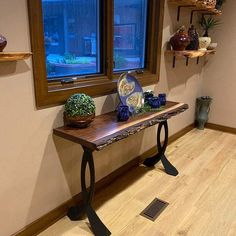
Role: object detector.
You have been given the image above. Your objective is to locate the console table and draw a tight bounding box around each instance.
[53,101,188,236]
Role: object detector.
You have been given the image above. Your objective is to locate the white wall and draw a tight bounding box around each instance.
[202,0,236,128]
[0,1,204,235]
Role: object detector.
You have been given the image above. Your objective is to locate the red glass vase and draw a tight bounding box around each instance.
[0,34,7,52]
[170,27,190,51]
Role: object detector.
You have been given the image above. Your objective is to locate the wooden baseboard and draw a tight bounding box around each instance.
[13,123,194,236]
[206,123,236,135]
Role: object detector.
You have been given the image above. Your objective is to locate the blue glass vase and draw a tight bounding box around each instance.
[117,105,130,122]
[158,93,166,106]
[148,97,161,109]
[144,91,154,103]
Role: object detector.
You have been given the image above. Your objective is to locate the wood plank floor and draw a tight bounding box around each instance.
[39,129,236,236]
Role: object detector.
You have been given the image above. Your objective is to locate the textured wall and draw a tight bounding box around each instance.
[0,1,204,235]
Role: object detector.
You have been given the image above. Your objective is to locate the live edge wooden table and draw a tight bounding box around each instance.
[53,101,188,236]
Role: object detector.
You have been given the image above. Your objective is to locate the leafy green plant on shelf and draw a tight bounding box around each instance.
[199,16,222,37]
[65,93,95,117]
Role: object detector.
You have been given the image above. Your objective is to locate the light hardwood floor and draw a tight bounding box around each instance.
[39,129,236,236]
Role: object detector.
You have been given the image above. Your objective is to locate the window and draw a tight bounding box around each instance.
[28,0,164,108]
[114,0,147,71]
[42,0,101,79]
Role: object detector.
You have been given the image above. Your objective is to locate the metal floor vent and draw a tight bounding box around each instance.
[140,198,169,221]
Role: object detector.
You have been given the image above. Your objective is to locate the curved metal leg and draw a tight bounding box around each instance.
[68,147,111,236]
[143,121,179,176]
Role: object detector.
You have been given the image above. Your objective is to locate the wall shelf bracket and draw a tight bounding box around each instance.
[177,5,195,21]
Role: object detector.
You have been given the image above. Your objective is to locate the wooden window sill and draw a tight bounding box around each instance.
[36,72,159,109]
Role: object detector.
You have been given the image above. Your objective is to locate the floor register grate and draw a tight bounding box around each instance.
[140,198,169,221]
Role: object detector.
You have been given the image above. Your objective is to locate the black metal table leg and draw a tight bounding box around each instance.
[143,121,179,176]
[67,147,111,236]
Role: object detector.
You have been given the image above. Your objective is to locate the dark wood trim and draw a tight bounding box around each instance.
[146,0,165,74]
[13,123,194,236]
[205,123,236,135]
[27,0,165,109]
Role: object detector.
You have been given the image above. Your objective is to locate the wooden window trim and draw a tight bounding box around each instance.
[28,0,165,109]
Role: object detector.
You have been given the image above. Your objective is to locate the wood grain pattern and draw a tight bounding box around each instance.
[53,101,188,151]
[166,50,216,58]
[206,123,236,135]
[40,129,236,236]
[168,0,222,15]
[0,52,32,62]
[13,124,194,236]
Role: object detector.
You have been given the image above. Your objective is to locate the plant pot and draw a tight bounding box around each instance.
[0,34,7,52]
[199,37,211,51]
[64,113,95,128]
[195,96,212,130]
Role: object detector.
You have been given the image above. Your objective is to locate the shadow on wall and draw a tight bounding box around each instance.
[164,50,203,91]
[162,1,203,92]
[0,61,30,76]
[25,96,147,224]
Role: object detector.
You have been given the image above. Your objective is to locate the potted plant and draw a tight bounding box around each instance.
[198,16,221,51]
[64,93,96,128]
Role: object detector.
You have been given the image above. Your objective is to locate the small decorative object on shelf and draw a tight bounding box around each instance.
[215,0,226,9]
[199,37,212,51]
[195,96,212,130]
[117,105,130,122]
[117,73,143,113]
[64,93,96,128]
[144,90,154,103]
[207,42,218,50]
[170,26,190,51]
[199,16,221,51]
[169,0,222,24]
[186,25,199,50]
[148,97,161,109]
[198,0,216,8]
[0,34,7,52]
[158,93,167,106]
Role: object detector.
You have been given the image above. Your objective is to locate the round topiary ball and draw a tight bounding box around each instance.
[65,93,95,117]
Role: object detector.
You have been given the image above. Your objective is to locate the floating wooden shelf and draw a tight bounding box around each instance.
[0,52,32,62]
[169,0,222,23]
[166,50,216,67]
[166,49,216,58]
[169,0,222,14]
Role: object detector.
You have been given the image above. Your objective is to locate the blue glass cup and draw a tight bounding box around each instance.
[158,93,166,106]
[148,97,161,109]
[117,105,130,122]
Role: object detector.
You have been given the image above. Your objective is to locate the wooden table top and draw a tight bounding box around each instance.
[53,101,188,151]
